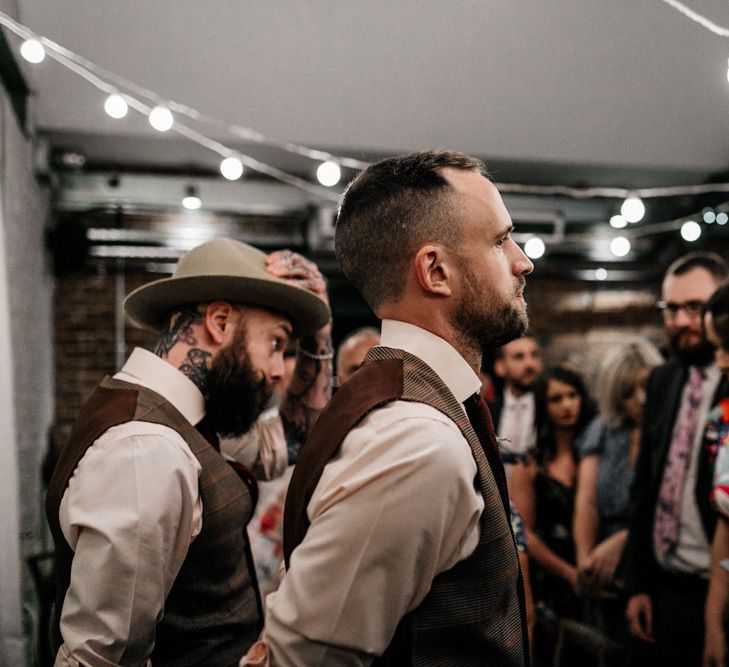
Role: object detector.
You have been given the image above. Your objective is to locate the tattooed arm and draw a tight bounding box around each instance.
[265,250,333,464]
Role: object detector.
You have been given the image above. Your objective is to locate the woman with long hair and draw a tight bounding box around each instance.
[511,366,595,624]
[572,339,663,641]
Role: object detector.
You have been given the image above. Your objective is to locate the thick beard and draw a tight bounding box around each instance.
[205,330,273,438]
[454,266,528,354]
[668,330,715,368]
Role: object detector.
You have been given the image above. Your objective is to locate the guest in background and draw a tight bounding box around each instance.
[511,366,595,658]
[334,326,381,386]
[573,339,663,641]
[490,334,543,476]
[701,282,729,667]
[624,253,728,666]
[244,326,380,599]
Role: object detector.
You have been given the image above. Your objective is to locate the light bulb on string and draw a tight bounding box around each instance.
[717,212,728,226]
[681,220,701,242]
[220,156,244,180]
[610,236,631,257]
[316,161,341,187]
[182,186,201,210]
[621,196,645,223]
[524,237,545,259]
[20,38,45,63]
[104,94,128,119]
[703,208,716,224]
[149,106,174,132]
[609,215,627,229]
[595,268,608,281]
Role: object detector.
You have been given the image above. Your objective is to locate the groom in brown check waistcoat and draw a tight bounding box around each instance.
[243,150,534,666]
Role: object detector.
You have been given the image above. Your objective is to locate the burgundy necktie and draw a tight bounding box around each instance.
[464,392,510,516]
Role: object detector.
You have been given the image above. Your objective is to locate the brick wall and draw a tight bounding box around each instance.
[53,269,156,448]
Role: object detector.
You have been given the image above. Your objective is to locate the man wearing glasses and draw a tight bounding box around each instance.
[624,252,729,665]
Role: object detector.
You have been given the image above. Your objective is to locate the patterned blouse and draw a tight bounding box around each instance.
[708,398,729,519]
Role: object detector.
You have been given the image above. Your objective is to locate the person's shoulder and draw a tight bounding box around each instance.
[575,415,607,458]
[346,400,471,469]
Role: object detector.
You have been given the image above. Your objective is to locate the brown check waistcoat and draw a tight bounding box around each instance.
[284,347,529,666]
[46,376,262,667]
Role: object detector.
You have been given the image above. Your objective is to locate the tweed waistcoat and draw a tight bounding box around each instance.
[284,347,529,666]
[46,376,262,667]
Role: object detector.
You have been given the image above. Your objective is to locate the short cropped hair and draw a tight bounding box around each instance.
[596,338,664,430]
[335,150,487,311]
[666,252,729,282]
[706,281,729,348]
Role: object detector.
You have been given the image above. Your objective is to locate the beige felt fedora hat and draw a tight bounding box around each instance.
[124,238,330,337]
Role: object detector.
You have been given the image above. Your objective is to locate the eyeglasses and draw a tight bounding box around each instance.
[655,300,705,319]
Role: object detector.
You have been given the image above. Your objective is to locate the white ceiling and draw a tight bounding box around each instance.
[11,0,729,187]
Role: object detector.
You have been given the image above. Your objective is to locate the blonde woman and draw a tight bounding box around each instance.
[573,339,663,639]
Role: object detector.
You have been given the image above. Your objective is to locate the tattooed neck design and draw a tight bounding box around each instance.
[179,348,212,396]
[154,308,201,359]
[155,307,211,394]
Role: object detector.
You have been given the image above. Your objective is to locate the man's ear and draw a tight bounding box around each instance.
[414,245,452,297]
[493,357,506,379]
[203,301,235,345]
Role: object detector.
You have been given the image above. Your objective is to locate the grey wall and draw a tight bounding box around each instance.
[0,0,54,661]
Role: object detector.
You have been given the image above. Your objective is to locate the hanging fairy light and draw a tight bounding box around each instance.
[717,212,729,225]
[610,236,631,257]
[316,161,341,187]
[148,106,174,132]
[681,220,702,241]
[220,156,244,181]
[524,237,546,259]
[621,196,645,223]
[20,38,45,63]
[595,268,608,281]
[609,215,627,229]
[104,93,128,119]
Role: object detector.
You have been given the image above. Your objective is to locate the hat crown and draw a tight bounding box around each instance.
[175,239,270,281]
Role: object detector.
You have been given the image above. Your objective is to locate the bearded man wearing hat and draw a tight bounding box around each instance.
[45,238,331,667]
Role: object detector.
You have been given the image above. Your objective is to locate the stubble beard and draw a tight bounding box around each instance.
[454,267,529,356]
[205,327,273,438]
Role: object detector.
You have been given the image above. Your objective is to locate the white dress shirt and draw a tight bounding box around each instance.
[497,388,536,457]
[251,320,484,666]
[55,348,206,667]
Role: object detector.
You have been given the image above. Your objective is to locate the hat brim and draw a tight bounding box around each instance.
[124,274,330,338]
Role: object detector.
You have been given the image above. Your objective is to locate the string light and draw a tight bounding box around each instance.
[595,268,608,281]
[149,106,174,132]
[182,185,202,210]
[609,215,627,229]
[20,38,45,63]
[717,212,728,225]
[621,196,645,223]
[703,208,716,223]
[220,156,244,181]
[680,220,702,241]
[104,93,128,119]
[316,161,341,187]
[524,237,546,259]
[3,10,729,210]
[610,237,631,257]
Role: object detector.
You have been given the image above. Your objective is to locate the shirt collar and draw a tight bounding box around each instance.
[379,319,481,404]
[503,387,531,409]
[114,347,205,425]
